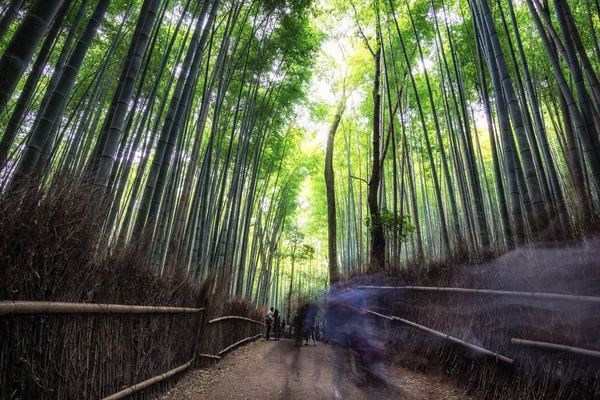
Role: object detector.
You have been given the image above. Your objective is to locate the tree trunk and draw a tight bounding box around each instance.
[325,91,346,284]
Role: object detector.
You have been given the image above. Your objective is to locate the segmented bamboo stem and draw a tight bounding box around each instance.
[0,301,204,315]
[511,338,600,358]
[102,358,194,400]
[218,334,262,355]
[367,309,514,364]
[208,315,265,326]
[358,286,600,303]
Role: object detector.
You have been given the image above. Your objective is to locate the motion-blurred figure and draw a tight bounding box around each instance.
[326,283,387,391]
[294,306,306,347]
[314,324,322,341]
[273,309,281,340]
[265,307,274,340]
[304,303,317,346]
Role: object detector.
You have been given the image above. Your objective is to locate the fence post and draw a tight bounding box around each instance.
[192,298,209,368]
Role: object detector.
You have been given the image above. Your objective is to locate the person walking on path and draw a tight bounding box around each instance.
[304,303,317,346]
[273,309,281,340]
[294,305,307,347]
[265,307,274,340]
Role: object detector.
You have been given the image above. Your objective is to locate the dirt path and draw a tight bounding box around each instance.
[162,339,472,400]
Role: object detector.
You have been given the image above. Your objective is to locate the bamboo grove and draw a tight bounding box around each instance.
[316,0,600,277]
[0,0,321,306]
[1,0,600,305]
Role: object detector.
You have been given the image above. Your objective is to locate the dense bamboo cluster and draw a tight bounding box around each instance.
[0,0,319,304]
[1,0,600,303]
[324,0,600,275]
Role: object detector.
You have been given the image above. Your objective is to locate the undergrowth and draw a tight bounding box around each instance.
[369,239,600,400]
[0,178,262,399]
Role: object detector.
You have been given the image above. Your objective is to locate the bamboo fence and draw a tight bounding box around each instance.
[367,309,514,364]
[0,300,204,315]
[102,358,195,400]
[197,353,221,360]
[208,315,265,326]
[1,297,263,400]
[218,334,263,355]
[511,338,600,358]
[357,285,600,303]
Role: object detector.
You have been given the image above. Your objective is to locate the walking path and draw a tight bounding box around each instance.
[162,339,472,400]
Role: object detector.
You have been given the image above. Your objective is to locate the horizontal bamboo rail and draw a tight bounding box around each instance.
[0,301,204,315]
[208,315,265,326]
[102,358,194,400]
[197,353,221,360]
[511,338,600,358]
[358,285,600,304]
[218,334,263,356]
[367,310,514,364]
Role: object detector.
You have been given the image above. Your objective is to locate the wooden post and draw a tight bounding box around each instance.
[192,298,209,367]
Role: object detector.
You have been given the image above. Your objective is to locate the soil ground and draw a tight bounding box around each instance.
[162,339,472,400]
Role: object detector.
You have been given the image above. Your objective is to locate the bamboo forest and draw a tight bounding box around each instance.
[1,0,600,399]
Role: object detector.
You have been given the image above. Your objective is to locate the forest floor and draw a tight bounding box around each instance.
[161,339,473,400]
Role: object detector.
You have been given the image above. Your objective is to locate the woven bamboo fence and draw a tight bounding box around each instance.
[0,297,265,400]
[364,262,600,400]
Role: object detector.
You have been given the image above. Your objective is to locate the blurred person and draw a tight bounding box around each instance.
[273,309,281,340]
[294,306,306,347]
[303,303,317,346]
[327,282,387,393]
[265,307,274,340]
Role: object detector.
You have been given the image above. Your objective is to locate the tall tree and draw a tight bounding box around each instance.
[325,90,346,284]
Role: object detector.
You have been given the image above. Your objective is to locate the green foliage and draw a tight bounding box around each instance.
[365,209,415,242]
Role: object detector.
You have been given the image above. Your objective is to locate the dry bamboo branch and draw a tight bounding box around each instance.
[511,338,600,358]
[102,358,194,400]
[358,285,600,304]
[0,301,204,315]
[208,315,265,326]
[367,310,514,364]
[218,334,262,355]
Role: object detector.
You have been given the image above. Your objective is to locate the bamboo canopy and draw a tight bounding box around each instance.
[218,334,262,355]
[102,358,195,400]
[208,315,266,326]
[511,338,600,358]
[0,301,204,315]
[358,286,600,304]
[367,309,514,364]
